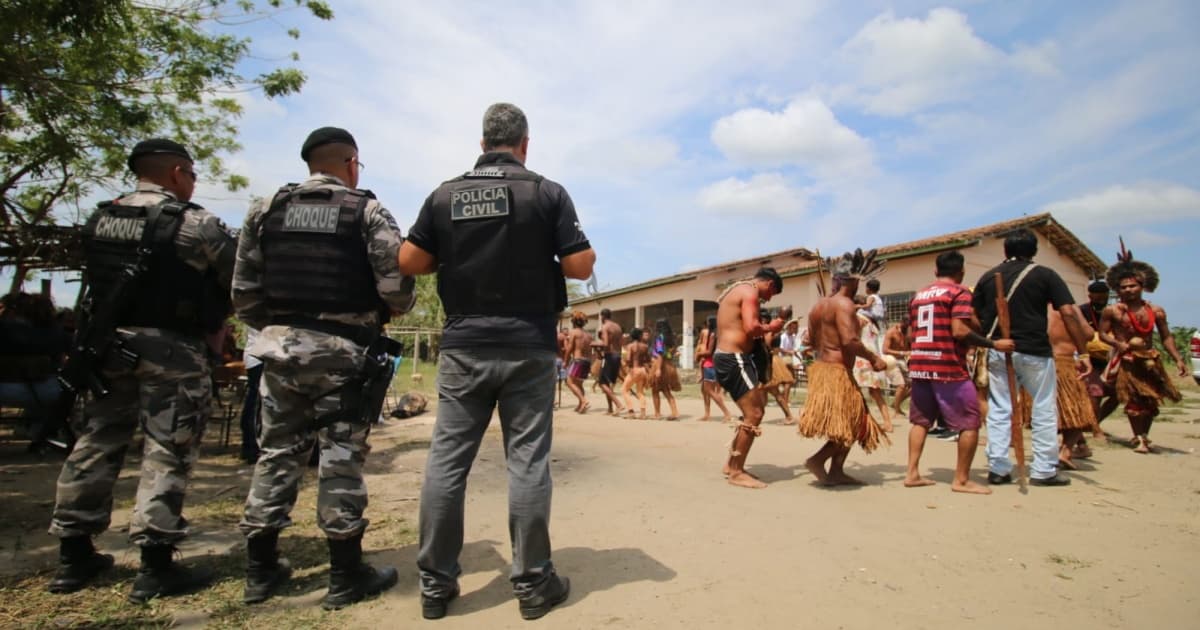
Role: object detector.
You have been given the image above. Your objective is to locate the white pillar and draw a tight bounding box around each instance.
[681,298,695,368]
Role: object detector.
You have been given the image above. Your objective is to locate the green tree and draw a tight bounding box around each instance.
[0,0,333,290]
[1156,325,1196,369]
[392,275,445,330]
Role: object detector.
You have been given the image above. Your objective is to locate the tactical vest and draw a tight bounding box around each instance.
[260,185,385,315]
[81,196,209,334]
[432,165,567,316]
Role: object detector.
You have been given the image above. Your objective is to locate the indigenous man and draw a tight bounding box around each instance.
[596,308,625,414]
[1080,280,1117,436]
[1047,307,1096,469]
[564,311,593,413]
[1099,247,1185,453]
[622,328,650,418]
[799,251,888,486]
[714,268,791,489]
[555,328,568,408]
[696,315,733,422]
[882,317,912,415]
[760,309,796,425]
[904,251,1013,494]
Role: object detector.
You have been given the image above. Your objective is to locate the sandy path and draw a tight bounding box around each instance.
[338,393,1200,629]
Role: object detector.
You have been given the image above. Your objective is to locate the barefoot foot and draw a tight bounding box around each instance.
[727,471,768,489]
[805,458,829,485]
[904,476,937,488]
[828,472,864,486]
[951,480,993,495]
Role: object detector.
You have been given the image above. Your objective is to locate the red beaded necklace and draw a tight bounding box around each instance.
[1124,302,1155,336]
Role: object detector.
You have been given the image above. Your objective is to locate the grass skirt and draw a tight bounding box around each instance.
[764,355,796,389]
[1055,357,1095,431]
[799,362,888,453]
[650,356,682,392]
[1114,350,1181,416]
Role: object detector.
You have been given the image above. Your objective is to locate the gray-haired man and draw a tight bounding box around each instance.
[400,103,595,620]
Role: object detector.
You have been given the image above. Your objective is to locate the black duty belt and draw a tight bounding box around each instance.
[270,315,379,347]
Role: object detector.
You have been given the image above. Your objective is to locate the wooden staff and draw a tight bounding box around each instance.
[994,272,1027,490]
[814,249,827,297]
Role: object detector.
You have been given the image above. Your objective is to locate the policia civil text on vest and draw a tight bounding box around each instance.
[433,167,568,316]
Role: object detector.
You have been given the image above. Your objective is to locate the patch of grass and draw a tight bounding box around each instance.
[1045,553,1092,569]
[0,568,172,629]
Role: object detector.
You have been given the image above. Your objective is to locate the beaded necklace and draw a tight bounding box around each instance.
[1124,302,1155,336]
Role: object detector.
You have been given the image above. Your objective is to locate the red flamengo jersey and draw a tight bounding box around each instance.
[908,280,974,381]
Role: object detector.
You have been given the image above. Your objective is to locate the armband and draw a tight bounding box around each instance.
[964,330,994,348]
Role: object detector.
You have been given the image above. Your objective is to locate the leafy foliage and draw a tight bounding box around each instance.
[392,274,445,330]
[0,0,332,285]
[1156,326,1196,368]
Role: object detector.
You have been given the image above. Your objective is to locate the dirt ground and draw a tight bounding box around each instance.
[2,380,1198,629]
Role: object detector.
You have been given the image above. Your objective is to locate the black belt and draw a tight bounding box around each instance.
[270,315,379,347]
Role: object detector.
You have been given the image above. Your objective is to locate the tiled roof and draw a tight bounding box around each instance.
[572,212,1105,304]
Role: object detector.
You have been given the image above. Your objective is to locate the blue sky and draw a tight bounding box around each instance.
[23,1,1200,328]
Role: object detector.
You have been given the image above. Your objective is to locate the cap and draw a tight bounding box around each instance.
[301,127,357,161]
[1088,280,1109,293]
[127,139,192,172]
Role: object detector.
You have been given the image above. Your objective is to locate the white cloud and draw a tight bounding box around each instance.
[711,97,874,178]
[834,8,1054,116]
[1122,229,1181,248]
[1041,182,1200,228]
[697,173,807,219]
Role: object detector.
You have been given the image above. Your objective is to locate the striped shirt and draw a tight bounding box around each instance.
[908,280,973,381]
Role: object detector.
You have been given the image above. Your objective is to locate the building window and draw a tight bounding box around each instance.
[881,291,913,325]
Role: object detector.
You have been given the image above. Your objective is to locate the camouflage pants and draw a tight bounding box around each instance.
[239,348,371,540]
[49,329,210,547]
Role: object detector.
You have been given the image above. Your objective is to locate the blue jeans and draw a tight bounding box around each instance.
[985,350,1059,480]
[417,346,557,600]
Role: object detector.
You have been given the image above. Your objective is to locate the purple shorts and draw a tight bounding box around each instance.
[909,379,981,432]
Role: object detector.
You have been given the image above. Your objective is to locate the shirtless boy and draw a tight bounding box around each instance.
[596,309,625,415]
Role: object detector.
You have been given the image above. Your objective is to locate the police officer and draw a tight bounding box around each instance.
[232,127,415,609]
[399,103,596,620]
[48,139,236,603]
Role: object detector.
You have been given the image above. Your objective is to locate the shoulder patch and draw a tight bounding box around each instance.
[450,186,510,221]
[283,204,341,233]
[464,167,506,179]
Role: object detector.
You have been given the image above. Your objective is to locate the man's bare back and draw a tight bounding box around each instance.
[568,327,592,360]
[807,294,868,369]
[599,320,623,354]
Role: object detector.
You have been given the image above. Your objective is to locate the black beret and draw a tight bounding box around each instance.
[127,138,192,172]
[301,127,357,161]
[1088,280,1109,293]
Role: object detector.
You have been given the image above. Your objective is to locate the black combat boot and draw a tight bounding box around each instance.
[322,533,398,611]
[517,573,571,620]
[127,545,213,604]
[244,531,292,604]
[47,536,114,594]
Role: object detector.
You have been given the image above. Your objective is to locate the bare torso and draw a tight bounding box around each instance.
[1047,307,1091,358]
[1102,300,1164,349]
[716,283,757,354]
[568,328,592,360]
[882,324,910,357]
[628,341,649,368]
[807,294,861,369]
[600,320,623,354]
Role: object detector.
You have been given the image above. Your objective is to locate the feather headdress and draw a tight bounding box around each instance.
[826,248,886,281]
[1105,236,1159,293]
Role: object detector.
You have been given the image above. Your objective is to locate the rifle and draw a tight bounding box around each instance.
[994,272,1027,491]
[58,262,144,399]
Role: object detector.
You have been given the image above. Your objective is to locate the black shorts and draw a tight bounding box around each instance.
[714,351,757,402]
[598,352,621,385]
